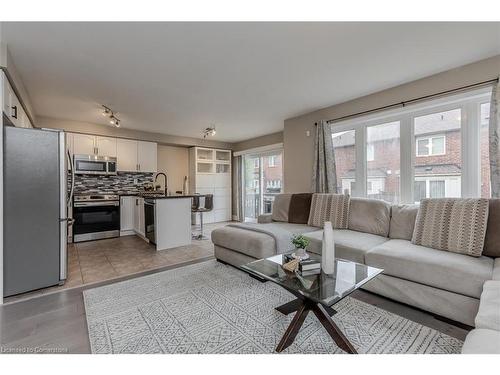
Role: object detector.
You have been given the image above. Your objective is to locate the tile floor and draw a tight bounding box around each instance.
[4,222,230,303]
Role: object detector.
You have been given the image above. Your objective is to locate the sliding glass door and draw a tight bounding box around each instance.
[243,150,283,222]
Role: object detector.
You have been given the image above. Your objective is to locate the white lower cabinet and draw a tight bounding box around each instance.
[120,196,135,236]
[133,197,145,237]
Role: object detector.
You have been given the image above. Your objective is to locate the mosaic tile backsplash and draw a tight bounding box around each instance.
[71,172,154,195]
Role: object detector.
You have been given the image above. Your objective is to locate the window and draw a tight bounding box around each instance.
[366,121,400,204]
[330,87,491,204]
[243,150,283,221]
[430,180,445,198]
[414,181,426,202]
[413,108,461,202]
[268,155,277,167]
[332,130,356,194]
[416,135,446,156]
[414,178,449,202]
[367,144,375,161]
[480,102,491,198]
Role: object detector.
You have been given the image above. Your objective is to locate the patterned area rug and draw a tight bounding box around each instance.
[83,260,463,354]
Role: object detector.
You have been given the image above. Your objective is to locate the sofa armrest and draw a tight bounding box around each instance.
[257,214,273,224]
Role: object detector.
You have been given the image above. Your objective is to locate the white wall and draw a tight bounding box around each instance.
[156,145,189,194]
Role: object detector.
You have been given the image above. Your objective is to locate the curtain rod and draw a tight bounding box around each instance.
[314,77,498,126]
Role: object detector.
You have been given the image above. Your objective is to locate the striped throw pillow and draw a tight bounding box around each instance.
[307,193,350,229]
[411,198,489,257]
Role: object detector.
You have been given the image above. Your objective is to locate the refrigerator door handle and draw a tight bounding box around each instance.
[59,132,68,281]
[67,150,75,207]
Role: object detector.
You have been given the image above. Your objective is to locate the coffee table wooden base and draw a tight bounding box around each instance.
[275,298,358,354]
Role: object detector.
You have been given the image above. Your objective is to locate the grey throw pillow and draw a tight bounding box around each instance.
[348,197,391,237]
[389,204,419,240]
[271,194,292,222]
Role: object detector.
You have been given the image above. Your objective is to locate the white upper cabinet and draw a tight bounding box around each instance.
[137,141,157,173]
[117,139,139,171]
[96,136,117,157]
[66,133,74,155]
[73,133,97,155]
[2,72,11,116]
[67,132,157,172]
[1,71,32,128]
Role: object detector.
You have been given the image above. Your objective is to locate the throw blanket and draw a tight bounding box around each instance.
[226,223,297,254]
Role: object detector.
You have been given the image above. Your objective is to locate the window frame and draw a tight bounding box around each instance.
[415,134,446,157]
[330,87,492,203]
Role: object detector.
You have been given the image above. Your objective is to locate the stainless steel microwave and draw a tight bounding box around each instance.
[74,154,117,175]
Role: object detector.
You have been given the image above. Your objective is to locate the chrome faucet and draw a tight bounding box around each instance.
[155,172,168,195]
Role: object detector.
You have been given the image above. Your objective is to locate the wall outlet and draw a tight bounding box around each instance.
[306,130,311,137]
[133,178,138,185]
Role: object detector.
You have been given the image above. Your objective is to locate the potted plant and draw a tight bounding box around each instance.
[291,234,310,260]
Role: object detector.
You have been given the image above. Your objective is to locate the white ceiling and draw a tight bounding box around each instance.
[3,22,500,142]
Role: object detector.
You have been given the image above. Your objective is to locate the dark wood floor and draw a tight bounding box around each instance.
[0,259,470,354]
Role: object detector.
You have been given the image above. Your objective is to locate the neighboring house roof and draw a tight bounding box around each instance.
[340,164,461,179]
[414,163,462,176]
[341,168,388,179]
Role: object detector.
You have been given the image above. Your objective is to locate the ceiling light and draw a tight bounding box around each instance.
[203,125,217,139]
[101,105,121,128]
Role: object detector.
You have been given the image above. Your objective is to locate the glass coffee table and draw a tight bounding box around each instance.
[241,253,383,353]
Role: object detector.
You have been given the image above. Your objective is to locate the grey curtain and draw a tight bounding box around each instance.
[312,120,337,193]
[231,155,244,221]
[490,81,500,198]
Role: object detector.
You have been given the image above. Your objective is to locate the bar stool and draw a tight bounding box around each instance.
[192,194,213,240]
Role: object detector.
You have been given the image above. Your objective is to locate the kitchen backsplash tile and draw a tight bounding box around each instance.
[71,172,154,195]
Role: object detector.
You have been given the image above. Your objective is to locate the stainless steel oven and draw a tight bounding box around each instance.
[72,194,120,242]
[74,154,117,175]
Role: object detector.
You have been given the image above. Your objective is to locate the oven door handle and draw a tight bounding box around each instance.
[74,201,120,207]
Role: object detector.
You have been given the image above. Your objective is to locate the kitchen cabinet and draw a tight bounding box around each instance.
[189,147,232,224]
[137,141,157,172]
[71,134,117,157]
[1,71,32,128]
[133,197,145,237]
[66,133,74,155]
[96,136,117,157]
[117,138,138,171]
[73,133,97,155]
[117,139,157,172]
[120,196,135,236]
[68,132,157,172]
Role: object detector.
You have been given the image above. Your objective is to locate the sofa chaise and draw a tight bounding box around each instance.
[211,194,500,353]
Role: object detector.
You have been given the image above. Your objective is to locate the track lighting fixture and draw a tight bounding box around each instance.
[101,105,121,128]
[203,125,217,139]
[102,105,111,116]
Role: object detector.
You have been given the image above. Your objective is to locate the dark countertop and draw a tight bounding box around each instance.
[118,193,210,199]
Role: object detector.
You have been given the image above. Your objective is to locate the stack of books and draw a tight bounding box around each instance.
[298,259,321,276]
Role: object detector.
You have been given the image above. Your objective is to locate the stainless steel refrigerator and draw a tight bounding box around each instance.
[3,126,70,297]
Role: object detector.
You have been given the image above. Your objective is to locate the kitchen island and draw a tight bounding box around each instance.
[143,194,208,251]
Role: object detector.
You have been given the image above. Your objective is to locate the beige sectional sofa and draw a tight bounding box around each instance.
[212,194,500,352]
